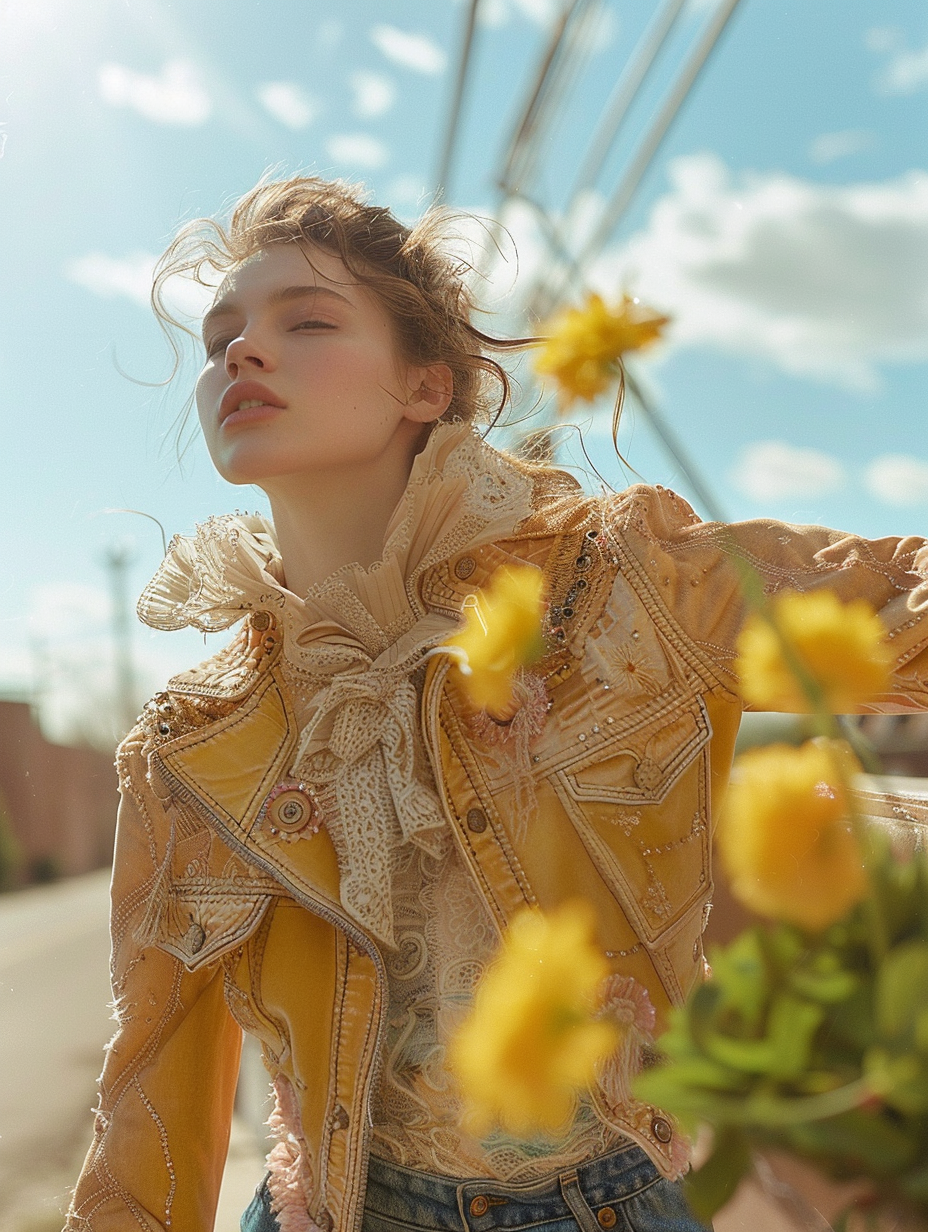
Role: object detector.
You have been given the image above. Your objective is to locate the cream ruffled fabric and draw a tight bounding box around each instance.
[138,423,534,946]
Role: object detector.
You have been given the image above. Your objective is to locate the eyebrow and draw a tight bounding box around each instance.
[201,284,354,336]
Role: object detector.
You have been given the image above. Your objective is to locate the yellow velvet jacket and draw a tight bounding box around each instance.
[66,443,928,1232]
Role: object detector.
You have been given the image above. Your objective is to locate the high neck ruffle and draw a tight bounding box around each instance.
[137,423,536,946]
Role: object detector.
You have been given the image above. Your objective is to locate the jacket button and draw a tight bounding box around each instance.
[333,1104,349,1129]
[466,808,488,833]
[598,1208,617,1228]
[634,757,661,792]
[454,556,476,580]
[250,610,272,631]
[651,1115,673,1143]
[469,1195,489,1216]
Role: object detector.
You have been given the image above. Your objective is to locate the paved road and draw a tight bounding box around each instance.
[0,871,266,1232]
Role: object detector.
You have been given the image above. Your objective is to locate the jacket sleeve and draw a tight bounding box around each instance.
[66,728,243,1231]
[609,484,928,712]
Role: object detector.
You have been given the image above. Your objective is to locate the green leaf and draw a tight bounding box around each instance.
[706,929,771,1030]
[865,1046,928,1116]
[683,1127,753,1223]
[899,1160,928,1201]
[877,941,928,1042]
[788,963,858,1005]
[767,994,825,1080]
[784,1108,917,1174]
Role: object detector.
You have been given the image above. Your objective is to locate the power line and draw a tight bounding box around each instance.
[435,0,482,201]
[566,0,689,209]
[533,0,747,316]
[104,542,138,738]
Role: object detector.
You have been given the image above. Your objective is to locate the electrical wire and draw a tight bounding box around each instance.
[435,0,482,201]
[565,0,689,210]
[535,0,747,315]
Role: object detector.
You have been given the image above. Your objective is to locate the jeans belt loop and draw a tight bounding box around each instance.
[559,1167,602,1232]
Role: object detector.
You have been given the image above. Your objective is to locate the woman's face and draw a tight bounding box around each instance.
[196,242,443,487]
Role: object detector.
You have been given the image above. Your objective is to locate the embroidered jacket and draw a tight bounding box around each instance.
[66,437,928,1231]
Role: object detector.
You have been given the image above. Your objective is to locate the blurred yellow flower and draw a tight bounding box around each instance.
[449,901,618,1136]
[534,292,669,410]
[719,739,868,932]
[736,589,892,714]
[445,564,546,718]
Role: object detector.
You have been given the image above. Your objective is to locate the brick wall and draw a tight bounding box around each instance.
[0,700,118,882]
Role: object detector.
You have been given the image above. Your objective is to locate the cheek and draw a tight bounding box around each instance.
[195,364,220,429]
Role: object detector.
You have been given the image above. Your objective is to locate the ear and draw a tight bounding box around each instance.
[403,363,454,423]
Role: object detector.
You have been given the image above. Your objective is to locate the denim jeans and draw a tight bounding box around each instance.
[240,1143,711,1232]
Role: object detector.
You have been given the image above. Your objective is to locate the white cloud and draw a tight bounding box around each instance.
[350,71,396,119]
[476,0,557,25]
[66,251,154,306]
[98,58,211,125]
[865,454,928,506]
[730,440,845,502]
[65,251,218,320]
[808,129,873,164]
[370,25,447,74]
[257,81,320,129]
[591,153,928,390]
[325,133,390,169]
[867,27,928,94]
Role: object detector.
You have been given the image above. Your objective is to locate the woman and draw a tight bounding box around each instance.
[65,177,928,1232]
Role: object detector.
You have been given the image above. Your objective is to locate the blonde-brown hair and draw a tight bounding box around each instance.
[152,174,535,429]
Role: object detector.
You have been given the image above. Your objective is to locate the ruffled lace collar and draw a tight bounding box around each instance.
[138,421,532,663]
[137,423,535,947]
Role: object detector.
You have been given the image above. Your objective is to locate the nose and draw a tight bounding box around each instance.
[224,329,275,380]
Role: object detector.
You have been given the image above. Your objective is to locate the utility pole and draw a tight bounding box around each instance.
[104,541,137,738]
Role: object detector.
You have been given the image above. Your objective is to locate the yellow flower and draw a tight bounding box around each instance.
[449,901,619,1136]
[444,564,547,718]
[736,589,892,714]
[719,740,868,931]
[534,292,669,410]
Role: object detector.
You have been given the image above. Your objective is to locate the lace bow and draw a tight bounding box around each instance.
[294,667,446,947]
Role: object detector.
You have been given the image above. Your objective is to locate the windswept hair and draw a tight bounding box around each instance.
[152,174,538,430]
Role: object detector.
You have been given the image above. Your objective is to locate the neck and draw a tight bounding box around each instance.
[263,428,426,598]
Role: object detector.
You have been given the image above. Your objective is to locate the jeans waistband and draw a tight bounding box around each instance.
[364,1143,660,1232]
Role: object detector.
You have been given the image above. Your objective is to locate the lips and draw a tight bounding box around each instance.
[218,380,287,426]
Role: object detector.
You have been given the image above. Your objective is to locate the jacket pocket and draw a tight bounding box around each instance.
[152,882,276,971]
[548,696,712,964]
[557,699,710,805]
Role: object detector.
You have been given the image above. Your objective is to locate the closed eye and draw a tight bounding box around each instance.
[203,318,335,357]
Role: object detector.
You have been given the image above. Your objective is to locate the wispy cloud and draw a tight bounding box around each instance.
[350,71,396,119]
[65,251,154,306]
[730,441,845,502]
[476,0,557,27]
[98,58,211,125]
[867,26,928,95]
[256,81,320,129]
[370,25,447,75]
[65,251,217,319]
[865,454,928,506]
[590,154,928,390]
[325,133,390,169]
[808,129,873,164]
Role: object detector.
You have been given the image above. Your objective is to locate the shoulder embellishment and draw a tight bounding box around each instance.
[137,611,283,750]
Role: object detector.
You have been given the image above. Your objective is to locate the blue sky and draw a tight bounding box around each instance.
[1,0,927,741]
